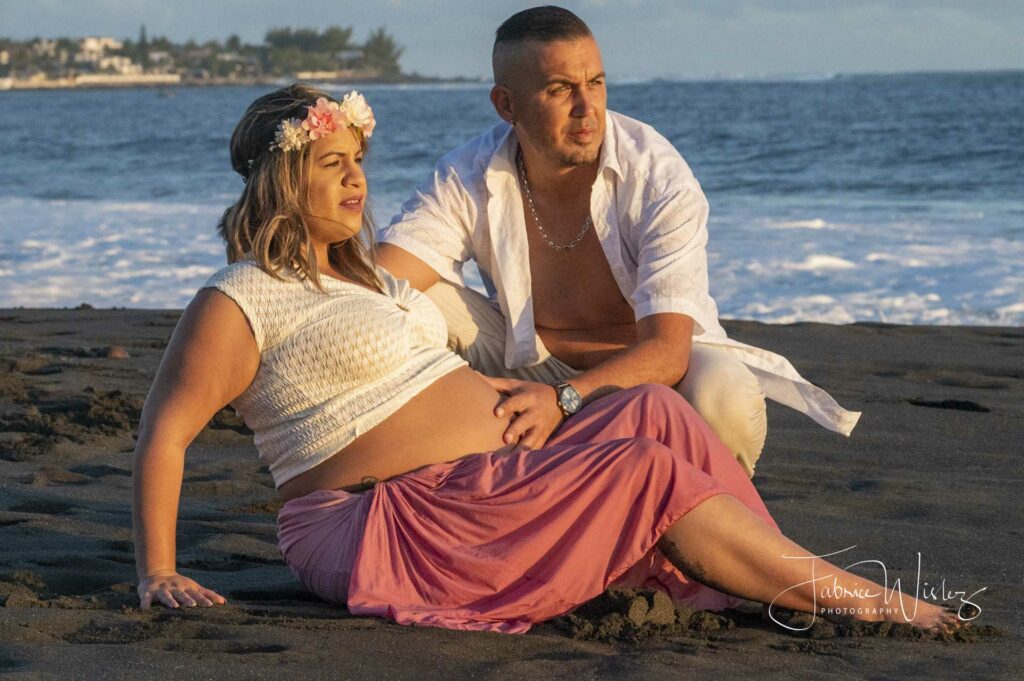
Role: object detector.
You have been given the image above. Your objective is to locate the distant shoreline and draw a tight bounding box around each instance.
[0,73,487,93]
[2,67,1019,93]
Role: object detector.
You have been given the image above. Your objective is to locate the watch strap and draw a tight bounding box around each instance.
[552,381,579,417]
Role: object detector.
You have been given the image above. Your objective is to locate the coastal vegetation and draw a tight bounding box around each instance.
[0,25,409,89]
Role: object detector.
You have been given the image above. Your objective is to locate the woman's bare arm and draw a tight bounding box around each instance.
[132,289,260,608]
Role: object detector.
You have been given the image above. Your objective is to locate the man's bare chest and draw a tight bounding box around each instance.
[527,229,635,330]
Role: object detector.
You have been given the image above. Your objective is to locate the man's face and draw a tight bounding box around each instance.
[509,37,607,168]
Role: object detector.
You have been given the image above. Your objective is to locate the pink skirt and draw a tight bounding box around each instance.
[277,384,778,633]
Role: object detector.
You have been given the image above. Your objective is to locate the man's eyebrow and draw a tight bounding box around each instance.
[544,72,606,85]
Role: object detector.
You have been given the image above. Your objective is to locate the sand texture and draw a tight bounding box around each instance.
[0,308,1020,680]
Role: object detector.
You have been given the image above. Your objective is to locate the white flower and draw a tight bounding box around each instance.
[271,118,309,152]
[339,91,375,138]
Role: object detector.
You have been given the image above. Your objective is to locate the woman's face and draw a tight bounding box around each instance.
[304,126,366,247]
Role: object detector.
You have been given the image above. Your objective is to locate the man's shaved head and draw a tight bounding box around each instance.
[492,5,592,86]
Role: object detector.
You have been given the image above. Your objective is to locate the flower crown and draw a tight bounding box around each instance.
[270,91,376,153]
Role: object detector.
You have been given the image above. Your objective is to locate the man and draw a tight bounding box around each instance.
[378,6,859,476]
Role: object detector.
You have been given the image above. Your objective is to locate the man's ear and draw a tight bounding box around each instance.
[490,85,515,125]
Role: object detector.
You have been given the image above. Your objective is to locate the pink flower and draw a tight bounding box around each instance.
[302,97,340,140]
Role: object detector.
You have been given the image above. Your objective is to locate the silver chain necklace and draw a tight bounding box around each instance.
[516,148,592,252]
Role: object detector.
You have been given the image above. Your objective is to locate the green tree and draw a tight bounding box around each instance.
[361,27,403,76]
[138,24,150,68]
[266,27,319,52]
[265,28,294,50]
[263,26,363,74]
[266,26,354,53]
[292,28,320,51]
[150,36,173,52]
[320,26,353,53]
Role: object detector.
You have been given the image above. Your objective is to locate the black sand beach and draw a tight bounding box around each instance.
[0,308,1020,680]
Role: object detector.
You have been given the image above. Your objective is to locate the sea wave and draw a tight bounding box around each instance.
[1,73,1020,325]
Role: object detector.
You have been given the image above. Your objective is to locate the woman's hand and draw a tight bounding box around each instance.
[138,571,227,609]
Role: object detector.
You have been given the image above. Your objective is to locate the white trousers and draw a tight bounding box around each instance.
[424,280,768,477]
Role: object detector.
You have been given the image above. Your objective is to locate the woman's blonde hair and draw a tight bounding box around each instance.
[217,83,383,292]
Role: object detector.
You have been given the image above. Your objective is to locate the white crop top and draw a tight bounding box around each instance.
[201,260,467,487]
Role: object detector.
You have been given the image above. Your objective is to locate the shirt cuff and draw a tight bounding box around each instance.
[378,233,465,288]
[633,297,710,336]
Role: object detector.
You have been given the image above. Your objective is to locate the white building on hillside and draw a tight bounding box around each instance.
[32,39,57,58]
[76,37,124,63]
[99,55,142,75]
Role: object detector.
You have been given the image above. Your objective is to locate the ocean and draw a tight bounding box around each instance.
[0,72,1021,325]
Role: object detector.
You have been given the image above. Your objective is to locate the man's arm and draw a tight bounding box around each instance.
[377,243,441,292]
[481,312,693,450]
[569,179,709,396]
[482,182,710,450]
[377,165,474,292]
[570,311,693,401]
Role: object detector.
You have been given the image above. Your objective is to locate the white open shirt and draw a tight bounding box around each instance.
[380,111,860,436]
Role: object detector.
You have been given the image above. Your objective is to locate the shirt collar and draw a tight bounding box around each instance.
[485,122,517,182]
[597,111,624,182]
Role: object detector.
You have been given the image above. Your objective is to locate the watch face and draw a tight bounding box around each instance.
[559,385,582,414]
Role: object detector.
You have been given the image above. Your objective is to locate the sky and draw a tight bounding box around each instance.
[1,0,1022,80]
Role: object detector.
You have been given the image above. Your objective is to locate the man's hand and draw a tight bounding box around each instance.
[478,374,564,450]
[138,571,227,609]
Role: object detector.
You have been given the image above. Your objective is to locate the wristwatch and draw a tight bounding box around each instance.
[552,381,582,418]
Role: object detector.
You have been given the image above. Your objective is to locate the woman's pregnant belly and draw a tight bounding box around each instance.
[278,366,512,501]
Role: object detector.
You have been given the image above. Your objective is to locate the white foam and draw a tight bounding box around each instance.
[773,218,830,229]
[783,255,857,271]
[2,196,1020,326]
[0,196,225,309]
[996,302,1024,315]
[865,252,928,267]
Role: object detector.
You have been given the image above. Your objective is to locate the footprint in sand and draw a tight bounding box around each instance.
[0,654,29,672]
[178,554,285,573]
[907,398,990,412]
[7,498,77,515]
[901,369,1010,390]
[69,464,132,478]
[25,466,92,486]
[847,479,881,492]
[62,619,158,645]
[153,640,289,655]
[0,432,61,462]
[228,588,324,606]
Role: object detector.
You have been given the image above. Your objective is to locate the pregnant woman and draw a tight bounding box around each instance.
[132,84,962,634]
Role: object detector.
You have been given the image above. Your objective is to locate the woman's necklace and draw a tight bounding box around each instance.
[516,148,592,252]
